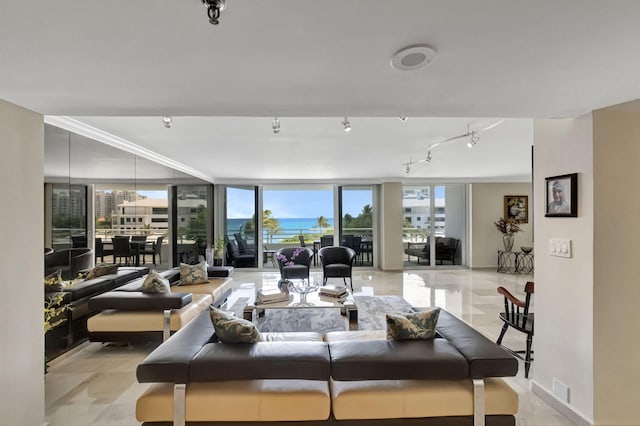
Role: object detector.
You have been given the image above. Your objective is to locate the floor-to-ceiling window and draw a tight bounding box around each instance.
[51,184,87,250]
[225,186,258,268]
[403,184,466,268]
[174,185,209,264]
[340,186,374,267]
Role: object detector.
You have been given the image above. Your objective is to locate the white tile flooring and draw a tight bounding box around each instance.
[45,268,575,425]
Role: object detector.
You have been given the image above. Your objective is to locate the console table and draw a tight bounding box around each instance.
[497,250,534,274]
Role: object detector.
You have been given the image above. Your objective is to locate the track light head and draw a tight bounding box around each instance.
[426,150,432,163]
[202,0,226,25]
[405,164,411,173]
[342,117,352,132]
[467,131,479,148]
[398,116,408,122]
[163,116,172,128]
[272,117,280,134]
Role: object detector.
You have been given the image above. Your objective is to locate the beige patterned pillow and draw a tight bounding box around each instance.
[141,270,171,294]
[386,307,441,341]
[209,307,262,343]
[85,263,119,280]
[179,261,208,285]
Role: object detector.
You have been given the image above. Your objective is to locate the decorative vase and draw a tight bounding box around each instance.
[502,234,514,252]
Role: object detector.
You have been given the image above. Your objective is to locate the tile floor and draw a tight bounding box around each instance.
[45,268,574,426]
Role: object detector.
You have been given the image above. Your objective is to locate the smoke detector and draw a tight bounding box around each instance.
[391,45,436,71]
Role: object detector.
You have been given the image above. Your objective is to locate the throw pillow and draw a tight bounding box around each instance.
[179,261,208,285]
[386,307,441,341]
[209,307,262,343]
[84,263,119,280]
[44,269,63,292]
[141,270,171,294]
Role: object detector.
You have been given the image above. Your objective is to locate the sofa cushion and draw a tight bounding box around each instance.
[209,307,262,343]
[61,277,113,301]
[190,341,331,382]
[329,339,469,381]
[84,263,119,280]
[434,309,519,378]
[89,291,192,310]
[207,266,234,277]
[180,261,208,285]
[137,380,331,423]
[330,377,518,420]
[141,271,171,294]
[386,308,440,341]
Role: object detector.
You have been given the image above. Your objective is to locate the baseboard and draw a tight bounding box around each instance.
[531,380,593,426]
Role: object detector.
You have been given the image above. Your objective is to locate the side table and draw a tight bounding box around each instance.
[497,250,534,274]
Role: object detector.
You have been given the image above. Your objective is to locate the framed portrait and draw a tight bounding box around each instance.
[545,173,578,217]
[504,195,528,223]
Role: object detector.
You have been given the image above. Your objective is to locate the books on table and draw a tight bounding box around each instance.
[256,288,289,304]
[319,284,348,298]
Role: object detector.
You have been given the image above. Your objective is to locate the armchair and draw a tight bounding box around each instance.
[318,246,356,291]
[275,247,314,281]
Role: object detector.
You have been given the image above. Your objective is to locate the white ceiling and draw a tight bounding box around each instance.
[3,1,640,182]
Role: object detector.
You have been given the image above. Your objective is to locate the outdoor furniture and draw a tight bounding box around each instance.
[275,247,314,281]
[225,239,254,267]
[320,235,333,248]
[141,236,163,266]
[318,246,356,291]
[112,236,134,266]
[71,235,87,248]
[497,281,535,378]
[299,235,318,266]
[44,248,93,280]
[95,238,113,263]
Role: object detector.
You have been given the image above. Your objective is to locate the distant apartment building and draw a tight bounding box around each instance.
[95,190,145,219]
[402,186,446,235]
[111,197,206,232]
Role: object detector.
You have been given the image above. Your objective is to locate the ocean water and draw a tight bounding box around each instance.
[227,217,334,242]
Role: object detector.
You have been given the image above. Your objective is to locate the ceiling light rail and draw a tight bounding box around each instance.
[403,119,504,173]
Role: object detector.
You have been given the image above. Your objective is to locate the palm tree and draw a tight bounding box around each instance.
[263,210,281,243]
[316,215,330,229]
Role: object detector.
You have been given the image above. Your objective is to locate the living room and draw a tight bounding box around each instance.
[2,2,640,425]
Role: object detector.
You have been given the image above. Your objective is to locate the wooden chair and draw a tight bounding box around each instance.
[496,281,534,378]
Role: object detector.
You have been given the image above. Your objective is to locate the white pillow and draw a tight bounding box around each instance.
[179,261,208,285]
[141,270,171,294]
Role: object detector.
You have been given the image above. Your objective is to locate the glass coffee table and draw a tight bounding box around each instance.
[242,278,358,329]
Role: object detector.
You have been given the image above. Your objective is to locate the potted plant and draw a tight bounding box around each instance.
[213,237,225,266]
[494,217,522,252]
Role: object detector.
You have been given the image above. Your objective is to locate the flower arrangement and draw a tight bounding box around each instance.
[276,247,305,266]
[494,217,522,235]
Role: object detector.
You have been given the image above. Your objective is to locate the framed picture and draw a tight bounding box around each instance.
[545,173,578,217]
[504,195,528,223]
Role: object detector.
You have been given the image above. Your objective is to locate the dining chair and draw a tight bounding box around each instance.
[496,281,534,378]
[112,236,133,265]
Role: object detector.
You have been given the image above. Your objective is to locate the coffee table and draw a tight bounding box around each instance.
[242,279,358,329]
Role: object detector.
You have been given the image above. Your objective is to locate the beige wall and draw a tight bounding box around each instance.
[592,105,640,424]
[380,182,403,271]
[533,115,595,422]
[0,99,45,425]
[470,183,533,268]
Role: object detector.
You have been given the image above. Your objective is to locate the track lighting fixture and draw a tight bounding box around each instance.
[398,116,408,122]
[202,0,226,25]
[342,117,352,132]
[426,150,432,163]
[405,163,411,173]
[163,116,172,129]
[272,117,280,134]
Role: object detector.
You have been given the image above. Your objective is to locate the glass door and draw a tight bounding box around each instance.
[224,186,258,268]
[402,184,466,268]
[339,186,374,267]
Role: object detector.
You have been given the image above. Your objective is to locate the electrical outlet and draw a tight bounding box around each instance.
[552,378,570,403]
[549,239,572,258]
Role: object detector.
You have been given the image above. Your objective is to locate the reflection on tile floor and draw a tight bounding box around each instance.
[46,268,573,426]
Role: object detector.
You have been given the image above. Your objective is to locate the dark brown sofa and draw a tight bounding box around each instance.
[135,308,519,425]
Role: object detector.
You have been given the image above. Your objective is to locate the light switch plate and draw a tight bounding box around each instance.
[549,239,572,258]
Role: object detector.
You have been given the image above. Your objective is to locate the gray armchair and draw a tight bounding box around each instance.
[275,247,314,281]
[318,246,356,291]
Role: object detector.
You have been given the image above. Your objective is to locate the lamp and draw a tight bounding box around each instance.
[272,117,280,134]
[342,117,352,132]
[202,0,226,25]
[162,116,172,129]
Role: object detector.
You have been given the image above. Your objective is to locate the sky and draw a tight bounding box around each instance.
[227,188,373,219]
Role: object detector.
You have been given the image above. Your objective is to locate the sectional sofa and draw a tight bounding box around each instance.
[87,266,234,343]
[135,308,519,426]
